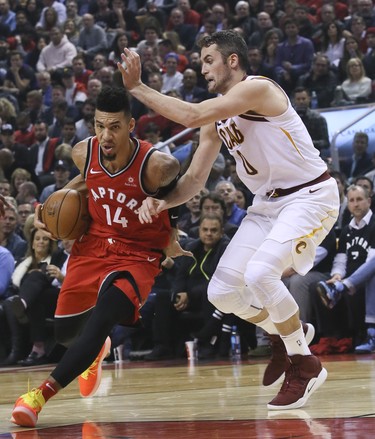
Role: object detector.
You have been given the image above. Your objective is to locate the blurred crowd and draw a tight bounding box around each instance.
[1,0,375,365]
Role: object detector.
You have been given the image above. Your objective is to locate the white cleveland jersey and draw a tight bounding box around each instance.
[215,76,327,196]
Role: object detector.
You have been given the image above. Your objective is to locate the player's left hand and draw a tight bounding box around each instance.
[118,49,142,90]
[138,197,167,224]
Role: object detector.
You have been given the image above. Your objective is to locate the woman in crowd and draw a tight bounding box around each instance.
[1,228,58,366]
[341,58,372,104]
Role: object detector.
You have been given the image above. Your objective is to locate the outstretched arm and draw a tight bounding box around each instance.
[118,49,288,128]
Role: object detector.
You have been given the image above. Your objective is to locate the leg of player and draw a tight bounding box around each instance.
[243,240,327,410]
[11,286,135,428]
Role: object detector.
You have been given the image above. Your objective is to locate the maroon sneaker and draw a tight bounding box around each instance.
[267,354,327,410]
[263,323,315,387]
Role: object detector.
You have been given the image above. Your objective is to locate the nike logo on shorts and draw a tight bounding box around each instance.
[309,188,321,194]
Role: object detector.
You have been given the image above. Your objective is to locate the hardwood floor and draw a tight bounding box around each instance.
[0,354,374,438]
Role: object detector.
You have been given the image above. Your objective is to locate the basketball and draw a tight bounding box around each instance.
[40,188,90,240]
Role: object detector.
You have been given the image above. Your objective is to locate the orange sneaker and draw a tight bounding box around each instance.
[11,388,45,427]
[82,421,105,438]
[79,337,111,397]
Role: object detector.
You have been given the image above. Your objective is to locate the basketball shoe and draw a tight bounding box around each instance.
[79,337,111,398]
[267,354,327,410]
[263,323,315,387]
[11,388,45,428]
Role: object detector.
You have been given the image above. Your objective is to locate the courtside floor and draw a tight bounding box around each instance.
[0,354,374,438]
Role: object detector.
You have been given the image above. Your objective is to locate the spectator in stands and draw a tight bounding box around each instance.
[24,36,47,71]
[260,28,282,71]
[187,50,206,89]
[349,15,368,54]
[36,27,77,76]
[263,0,286,28]
[329,170,348,236]
[215,180,246,227]
[113,0,141,46]
[161,52,183,94]
[75,98,95,141]
[171,0,201,30]
[48,99,69,139]
[177,188,209,235]
[320,21,346,68]
[168,7,197,51]
[10,168,31,199]
[145,214,230,360]
[24,0,41,27]
[363,27,375,80]
[65,0,82,29]
[0,97,16,126]
[14,112,35,149]
[179,68,213,103]
[29,120,59,188]
[86,78,102,101]
[77,13,108,67]
[15,181,38,208]
[35,6,59,39]
[16,202,33,239]
[35,71,52,108]
[313,184,375,352]
[353,0,375,28]
[337,35,363,82]
[0,204,27,263]
[72,55,92,89]
[0,179,10,197]
[24,90,45,125]
[0,227,59,366]
[297,53,338,108]
[36,0,66,29]
[2,50,36,108]
[108,32,129,68]
[90,53,108,79]
[60,67,88,107]
[342,132,372,181]
[0,0,16,32]
[340,57,372,104]
[292,86,330,153]
[136,24,162,58]
[39,160,71,203]
[275,18,315,95]
[247,46,276,80]
[63,18,80,47]
[248,11,274,47]
[158,38,189,73]
[229,1,258,43]
[56,117,79,147]
[0,220,14,300]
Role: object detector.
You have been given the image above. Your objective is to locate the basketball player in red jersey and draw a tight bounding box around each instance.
[10,86,188,428]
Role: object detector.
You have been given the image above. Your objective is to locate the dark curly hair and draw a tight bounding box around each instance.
[96,86,132,117]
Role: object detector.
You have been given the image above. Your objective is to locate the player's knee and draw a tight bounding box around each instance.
[208,275,242,315]
[244,261,277,292]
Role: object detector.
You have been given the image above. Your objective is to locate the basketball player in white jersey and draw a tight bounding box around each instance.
[119,30,340,410]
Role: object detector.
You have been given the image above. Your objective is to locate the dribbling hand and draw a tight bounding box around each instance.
[34,204,57,240]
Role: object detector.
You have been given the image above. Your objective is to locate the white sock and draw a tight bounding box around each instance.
[281,325,311,356]
[256,315,279,335]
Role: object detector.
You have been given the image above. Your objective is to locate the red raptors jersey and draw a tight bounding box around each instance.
[84,136,171,251]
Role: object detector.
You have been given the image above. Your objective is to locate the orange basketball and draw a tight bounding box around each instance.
[40,189,90,240]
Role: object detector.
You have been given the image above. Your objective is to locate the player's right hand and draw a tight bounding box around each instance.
[34,204,57,240]
[0,194,10,217]
[138,197,167,224]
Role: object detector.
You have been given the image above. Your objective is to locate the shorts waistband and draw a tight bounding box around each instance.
[266,171,331,198]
